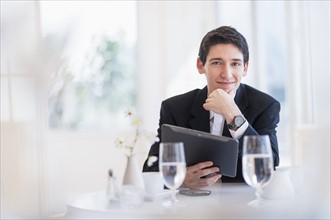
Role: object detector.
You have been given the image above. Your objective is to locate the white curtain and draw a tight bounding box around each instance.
[1,1,49,218]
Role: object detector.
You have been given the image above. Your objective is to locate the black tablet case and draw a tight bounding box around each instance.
[161,124,239,177]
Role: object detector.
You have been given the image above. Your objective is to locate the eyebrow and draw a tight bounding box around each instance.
[209,58,243,62]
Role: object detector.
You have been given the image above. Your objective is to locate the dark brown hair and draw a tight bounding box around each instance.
[198,26,249,65]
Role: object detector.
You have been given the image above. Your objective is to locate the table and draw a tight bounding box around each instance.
[65,182,317,219]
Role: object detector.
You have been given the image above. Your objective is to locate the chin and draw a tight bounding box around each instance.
[217,84,236,93]
[219,87,233,93]
[224,84,239,93]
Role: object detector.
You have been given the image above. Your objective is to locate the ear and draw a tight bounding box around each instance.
[243,62,249,77]
[196,57,205,74]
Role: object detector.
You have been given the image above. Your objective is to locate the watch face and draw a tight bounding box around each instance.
[234,116,245,126]
[228,115,246,130]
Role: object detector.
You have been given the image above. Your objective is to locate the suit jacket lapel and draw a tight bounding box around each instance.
[234,84,249,114]
[188,86,210,133]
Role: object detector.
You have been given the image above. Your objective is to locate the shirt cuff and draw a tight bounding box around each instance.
[229,120,249,140]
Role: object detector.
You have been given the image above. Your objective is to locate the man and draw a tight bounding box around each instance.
[143,26,280,188]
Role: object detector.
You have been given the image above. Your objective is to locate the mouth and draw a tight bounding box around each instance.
[215,81,236,92]
[217,81,235,86]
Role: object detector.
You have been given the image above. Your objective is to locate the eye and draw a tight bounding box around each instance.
[211,61,222,65]
[232,62,241,67]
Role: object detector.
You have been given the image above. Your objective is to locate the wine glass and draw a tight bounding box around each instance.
[159,142,186,208]
[242,135,274,204]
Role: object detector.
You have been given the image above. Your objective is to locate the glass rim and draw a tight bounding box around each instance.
[243,134,270,138]
[160,142,184,145]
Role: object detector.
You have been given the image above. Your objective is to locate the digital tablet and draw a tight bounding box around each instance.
[161,124,239,177]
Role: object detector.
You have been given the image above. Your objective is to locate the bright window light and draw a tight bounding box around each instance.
[40,1,137,130]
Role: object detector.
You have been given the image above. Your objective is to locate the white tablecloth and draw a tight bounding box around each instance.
[65,182,323,219]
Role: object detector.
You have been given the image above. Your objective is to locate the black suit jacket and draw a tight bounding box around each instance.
[143,83,280,182]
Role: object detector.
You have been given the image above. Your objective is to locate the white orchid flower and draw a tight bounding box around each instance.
[114,138,125,148]
[116,108,159,157]
[130,115,142,128]
[124,107,135,117]
[147,156,158,167]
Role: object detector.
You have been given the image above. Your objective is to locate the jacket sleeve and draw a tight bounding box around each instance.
[241,100,281,167]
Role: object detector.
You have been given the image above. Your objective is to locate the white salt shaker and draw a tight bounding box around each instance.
[106,169,119,201]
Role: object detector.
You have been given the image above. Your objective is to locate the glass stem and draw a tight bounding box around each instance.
[170,189,178,203]
[255,188,263,200]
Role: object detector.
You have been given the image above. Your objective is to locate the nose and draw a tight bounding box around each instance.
[221,65,232,79]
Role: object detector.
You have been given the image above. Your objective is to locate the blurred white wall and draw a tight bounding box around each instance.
[136,1,217,132]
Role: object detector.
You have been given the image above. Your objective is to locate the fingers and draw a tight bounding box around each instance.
[203,100,209,110]
[183,172,221,189]
[197,174,221,188]
[216,88,228,95]
[203,89,227,111]
[203,102,210,111]
[188,165,220,179]
[197,166,220,177]
[183,161,222,189]
[203,95,217,111]
[187,161,213,172]
[208,88,229,99]
[204,88,240,116]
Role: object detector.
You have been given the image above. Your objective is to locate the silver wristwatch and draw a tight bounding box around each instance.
[227,115,246,131]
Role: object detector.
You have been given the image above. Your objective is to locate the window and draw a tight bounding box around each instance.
[215,1,290,165]
[40,1,137,130]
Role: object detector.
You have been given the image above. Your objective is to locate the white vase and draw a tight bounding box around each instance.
[122,155,145,190]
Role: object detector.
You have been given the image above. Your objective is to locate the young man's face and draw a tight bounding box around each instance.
[197,43,248,95]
